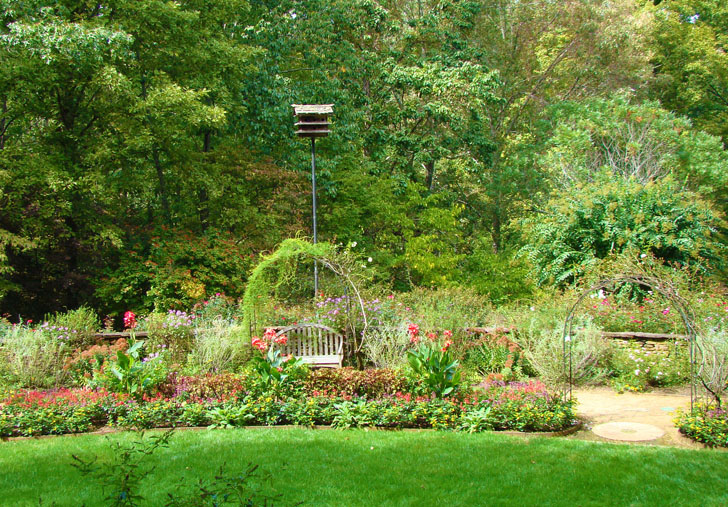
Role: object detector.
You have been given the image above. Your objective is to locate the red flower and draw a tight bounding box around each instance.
[251,337,268,352]
[426,332,437,341]
[441,340,453,352]
[274,334,288,345]
[123,311,137,329]
[408,323,420,344]
[443,330,452,339]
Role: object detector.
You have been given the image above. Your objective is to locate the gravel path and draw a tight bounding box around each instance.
[568,386,704,448]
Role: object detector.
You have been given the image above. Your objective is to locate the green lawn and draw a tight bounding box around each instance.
[1,428,727,506]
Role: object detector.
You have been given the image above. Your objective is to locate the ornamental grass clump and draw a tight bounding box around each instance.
[0,322,73,388]
[186,316,251,374]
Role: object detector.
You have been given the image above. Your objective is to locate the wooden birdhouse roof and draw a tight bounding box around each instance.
[292,104,334,116]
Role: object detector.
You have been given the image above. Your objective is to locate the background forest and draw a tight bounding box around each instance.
[1,0,727,320]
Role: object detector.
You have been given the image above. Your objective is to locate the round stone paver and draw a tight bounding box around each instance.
[592,421,665,442]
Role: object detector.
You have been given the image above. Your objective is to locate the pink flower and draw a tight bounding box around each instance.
[662,308,670,315]
[387,294,395,299]
[123,311,137,329]
[443,330,452,339]
[426,332,437,341]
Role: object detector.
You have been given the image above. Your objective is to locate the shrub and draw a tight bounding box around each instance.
[65,338,129,386]
[518,316,611,386]
[521,176,726,287]
[459,331,528,381]
[609,343,689,392]
[43,306,100,348]
[159,372,249,402]
[141,310,195,362]
[695,329,728,407]
[584,290,684,334]
[304,367,407,398]
[675,404,728,447]
[0,323,72,388]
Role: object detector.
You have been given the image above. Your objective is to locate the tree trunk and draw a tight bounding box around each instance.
[491,207,501,254]
[198,130,212,232]
[425,160,435,192]
[0,95,6,150]
[153,147,171,225]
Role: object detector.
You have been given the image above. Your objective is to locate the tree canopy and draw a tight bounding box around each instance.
[1,0,727,318]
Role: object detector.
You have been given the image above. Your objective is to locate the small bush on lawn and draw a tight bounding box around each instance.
[675,404,728,447]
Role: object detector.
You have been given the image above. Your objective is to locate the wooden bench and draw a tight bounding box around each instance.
[275,323,344,368]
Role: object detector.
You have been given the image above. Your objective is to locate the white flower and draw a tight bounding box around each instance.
[640,253,647,259]
[634,369,640,376]
[367,257,372,262]
[351,241,357,247]
[564,335,571,342]
[530,306,535,312]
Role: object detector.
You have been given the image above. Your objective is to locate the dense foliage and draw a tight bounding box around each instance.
[1,1,727,319]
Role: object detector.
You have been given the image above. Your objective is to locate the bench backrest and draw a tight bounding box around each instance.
[275,323,344,368]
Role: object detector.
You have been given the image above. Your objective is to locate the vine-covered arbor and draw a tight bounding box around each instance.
[561,272,700,408]
[242,238,372,365]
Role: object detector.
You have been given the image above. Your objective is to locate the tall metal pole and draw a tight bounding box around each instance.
[311,137,318,296]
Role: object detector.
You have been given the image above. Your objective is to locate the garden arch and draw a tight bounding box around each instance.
[562,273,698,408]
[242,239,371,364]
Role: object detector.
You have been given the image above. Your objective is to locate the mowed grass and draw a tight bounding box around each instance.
[1,428,727,506]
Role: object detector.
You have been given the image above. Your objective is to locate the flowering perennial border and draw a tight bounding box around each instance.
[1,381,576,438]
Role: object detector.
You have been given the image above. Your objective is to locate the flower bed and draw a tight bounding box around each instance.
[674,404,728,448]
[0,379,575,437]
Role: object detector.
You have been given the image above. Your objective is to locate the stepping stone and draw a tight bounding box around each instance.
[592,422,665,442]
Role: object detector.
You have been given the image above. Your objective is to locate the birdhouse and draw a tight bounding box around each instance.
[292,104,333,138]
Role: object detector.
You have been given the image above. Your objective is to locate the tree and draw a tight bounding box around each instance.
[460,0,654,251]
[650,0,728,145]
